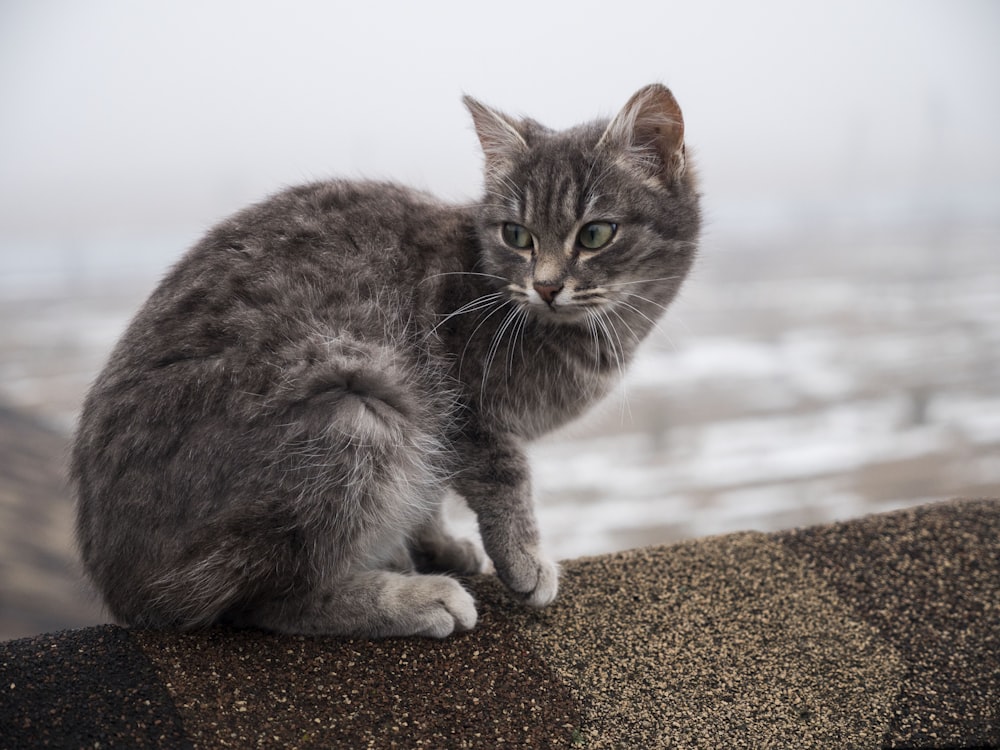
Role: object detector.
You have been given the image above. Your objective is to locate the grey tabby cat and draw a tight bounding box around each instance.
[72,84,700,638]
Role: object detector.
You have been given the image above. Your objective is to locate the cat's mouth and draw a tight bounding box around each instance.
[510,282,607,324]
[534,304,591,323]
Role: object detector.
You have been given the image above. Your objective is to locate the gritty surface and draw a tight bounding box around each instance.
[777,502,1000,747]
[520,535,907,748]
[132,596,581,750]
[0,627,190,749]
[3,500,998,749]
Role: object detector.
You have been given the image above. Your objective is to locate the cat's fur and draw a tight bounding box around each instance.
[71,84,700,638]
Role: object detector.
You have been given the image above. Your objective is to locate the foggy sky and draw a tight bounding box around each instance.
[1,0,998,246]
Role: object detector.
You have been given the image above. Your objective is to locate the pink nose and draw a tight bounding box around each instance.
[533,282,563,305]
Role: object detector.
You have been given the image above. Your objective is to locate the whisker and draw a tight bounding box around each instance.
[602,275,682,288]
[457,298,512,382]
[481,304,521,403]
[606,305,643,347]
[506,307,530,382]
[429,291,506,334]
[421,271,509,285]
[613,298,673,345]
[592,311,631,422]
[617,290,675,315]
[585,311,603,376]
[594,312,617,367]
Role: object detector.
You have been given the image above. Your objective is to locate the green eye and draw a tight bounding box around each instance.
[501,222,533,250]
[578,222,617,250]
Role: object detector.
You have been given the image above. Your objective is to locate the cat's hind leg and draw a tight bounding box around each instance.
[409,501,486,576]
[230,569,477,638]
[226,338,478,637]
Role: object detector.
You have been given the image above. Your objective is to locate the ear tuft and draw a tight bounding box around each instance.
[463,95,528,173]
[600,84,686,183]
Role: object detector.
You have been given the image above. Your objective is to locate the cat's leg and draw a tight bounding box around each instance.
[408,503,486,576]
[230,569,477,638]
[165,500,478,637]
[118,334,484,638]
[223,339,479,637]
[450,426,559,607]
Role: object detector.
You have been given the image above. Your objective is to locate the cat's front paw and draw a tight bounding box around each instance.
[497,548,560,608]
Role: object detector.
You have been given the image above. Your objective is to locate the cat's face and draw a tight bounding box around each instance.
[468,85,700,327]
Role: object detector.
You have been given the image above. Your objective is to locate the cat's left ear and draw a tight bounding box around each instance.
[600,84,686,184]
[464,95,528,174]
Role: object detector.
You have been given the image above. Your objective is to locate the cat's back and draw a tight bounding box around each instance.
[72,178,468,528]
[167,179,467,306]
[74,179,472,477]
[96,180,470,377]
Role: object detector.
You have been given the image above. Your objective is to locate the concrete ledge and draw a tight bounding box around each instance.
[2,499,998,749]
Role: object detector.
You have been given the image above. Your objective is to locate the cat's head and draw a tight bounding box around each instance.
[466,84,700,326]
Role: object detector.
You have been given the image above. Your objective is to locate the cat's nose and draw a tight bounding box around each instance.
[533,282,564,305]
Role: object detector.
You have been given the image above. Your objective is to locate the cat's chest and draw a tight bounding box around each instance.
[502,369,614,439]
[458,330,619,439]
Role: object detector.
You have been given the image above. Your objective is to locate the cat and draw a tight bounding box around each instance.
[71,84,700,638]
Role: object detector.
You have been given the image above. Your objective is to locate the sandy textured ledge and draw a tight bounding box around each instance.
[2,499,998,749]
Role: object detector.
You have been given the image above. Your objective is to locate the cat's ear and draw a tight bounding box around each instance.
[464,95,528,173]
[600,84,686,183]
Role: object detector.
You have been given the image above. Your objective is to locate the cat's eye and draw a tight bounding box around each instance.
[501,222,534,250]
[577,222,617,250]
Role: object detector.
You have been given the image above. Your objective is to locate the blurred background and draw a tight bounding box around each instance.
[2,0,998,640]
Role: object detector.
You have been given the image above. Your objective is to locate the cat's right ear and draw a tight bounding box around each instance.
[463,95,528,174]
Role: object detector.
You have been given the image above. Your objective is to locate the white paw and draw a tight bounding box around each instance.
[409,575,478,638]
[499,548,560,608]
[524,556,559,608]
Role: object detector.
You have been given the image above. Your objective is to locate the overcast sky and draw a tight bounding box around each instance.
[1,0,998,249]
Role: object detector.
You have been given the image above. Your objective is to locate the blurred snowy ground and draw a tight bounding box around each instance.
[3,222,997,564]
[532,224,1000,557]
